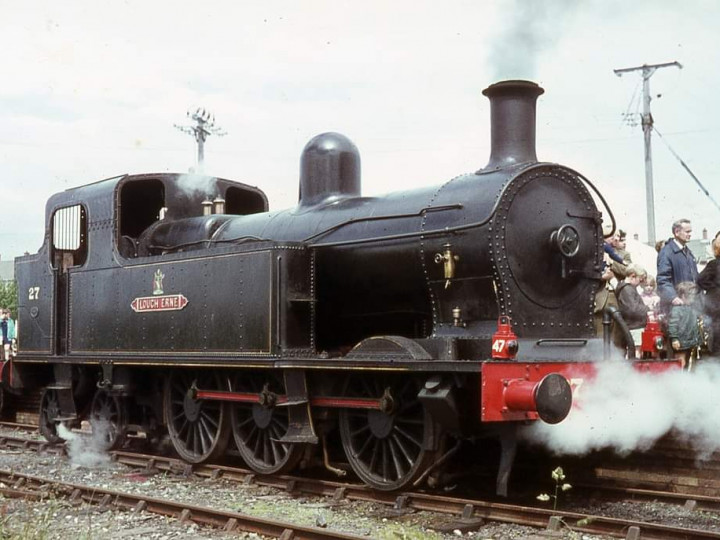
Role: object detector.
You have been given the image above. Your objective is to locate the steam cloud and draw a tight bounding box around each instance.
[522,359,720,458]
[176,173,216,198]
[488,0,577,80]
[58,423,112,469]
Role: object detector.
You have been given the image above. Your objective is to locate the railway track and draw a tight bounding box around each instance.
[2,429,720,539]
[0,468,365,540]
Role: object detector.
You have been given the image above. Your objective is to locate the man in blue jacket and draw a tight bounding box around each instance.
[657,218,699,314]
[0,309,15,361]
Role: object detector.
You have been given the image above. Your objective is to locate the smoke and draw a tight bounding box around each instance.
[522,359,720,458]
[176,173,216,199]
[57,423,112,469]
[488,0,578,81]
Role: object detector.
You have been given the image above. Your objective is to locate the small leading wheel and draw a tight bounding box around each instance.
[164,370,229,463]
[90,388,127,450]
[229,372,304,475]
[339,375,436,490]
[39,388,63,443]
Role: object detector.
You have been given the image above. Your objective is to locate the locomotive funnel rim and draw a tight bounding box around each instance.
[482,79,545,98]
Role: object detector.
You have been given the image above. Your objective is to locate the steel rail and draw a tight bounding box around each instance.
[0,421,39,431]
[111,449,720,539]
[0,468,365,540]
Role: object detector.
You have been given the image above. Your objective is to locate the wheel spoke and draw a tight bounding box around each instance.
[353,430,373,459]
[381,441,389,481]
[200,409,219,430]
[350,423,371,438]
[391,432,415,465]
[262,432,271,464]
[198,418,212,454]
[388,436,407,479]
[235,414,255,429]
[252,425,262,457]
[269,423,287,462]
[368,438,380,471]
[191,424,200,455]
[270,416,289,432]
[394,424,423,449]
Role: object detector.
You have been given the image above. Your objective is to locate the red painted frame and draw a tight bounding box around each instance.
[480,360,682,422]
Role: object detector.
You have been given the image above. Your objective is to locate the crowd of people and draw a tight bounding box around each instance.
[597,218,720,368]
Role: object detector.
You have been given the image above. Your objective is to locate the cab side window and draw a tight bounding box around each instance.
[51,204,88,270]
[118,179,165,258]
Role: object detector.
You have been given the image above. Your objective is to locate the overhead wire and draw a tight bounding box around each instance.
[620,78,642,128]
[653,126,720,213]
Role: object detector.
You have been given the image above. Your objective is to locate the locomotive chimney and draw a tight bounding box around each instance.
[202,199,213,216]
[481,80,544,171]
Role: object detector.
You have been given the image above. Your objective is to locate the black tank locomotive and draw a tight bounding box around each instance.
[7,80,643,493]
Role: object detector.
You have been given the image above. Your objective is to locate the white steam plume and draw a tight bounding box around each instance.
[523,359,720,458]
[488,0,577,81]
[58,423,112,469]
[176,173,215,198]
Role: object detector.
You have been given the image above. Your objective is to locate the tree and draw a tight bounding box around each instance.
[0,281,18,318]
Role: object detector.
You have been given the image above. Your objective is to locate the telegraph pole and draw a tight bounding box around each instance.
[614,61,682,243]
[174,108,226,171]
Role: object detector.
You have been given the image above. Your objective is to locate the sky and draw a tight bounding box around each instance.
[1,0,719,263]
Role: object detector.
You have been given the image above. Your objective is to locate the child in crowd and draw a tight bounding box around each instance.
[615,264,649,358]
[667,282,705,370]
[640,275,660,311]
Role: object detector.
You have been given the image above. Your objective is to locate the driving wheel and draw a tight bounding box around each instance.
[164,370,229,463]
[339,375,436,490]
[90,388,128,450]
[229,372,304,474]
[39,388,63,443]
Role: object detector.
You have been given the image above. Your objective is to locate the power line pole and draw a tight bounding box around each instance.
[614,61,682,244]
[174,108,226,172]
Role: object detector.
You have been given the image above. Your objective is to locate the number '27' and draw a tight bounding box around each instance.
[28,287,40,300]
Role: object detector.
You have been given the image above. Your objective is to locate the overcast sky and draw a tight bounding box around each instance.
[1,0,718,263]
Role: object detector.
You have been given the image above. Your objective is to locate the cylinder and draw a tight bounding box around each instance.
[503,373,572,424]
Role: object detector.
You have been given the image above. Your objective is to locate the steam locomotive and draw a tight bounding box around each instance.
[2,80,679,494]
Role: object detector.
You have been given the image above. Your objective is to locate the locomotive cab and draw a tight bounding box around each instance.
[14,173,269,357]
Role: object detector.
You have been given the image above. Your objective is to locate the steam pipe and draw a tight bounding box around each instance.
[213,197,225,215]
[603,306,635,359]
[602,307,613,360]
